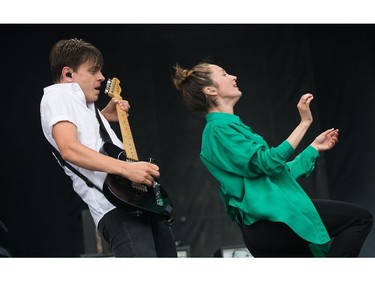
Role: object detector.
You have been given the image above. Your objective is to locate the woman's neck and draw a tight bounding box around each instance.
[208,105,234,114]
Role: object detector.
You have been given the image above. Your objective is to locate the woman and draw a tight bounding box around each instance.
[172,62,373,257]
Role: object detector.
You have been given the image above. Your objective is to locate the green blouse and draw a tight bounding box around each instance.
[200,112,330,245]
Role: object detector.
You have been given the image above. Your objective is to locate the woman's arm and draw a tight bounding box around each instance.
[286,128,339,179]
[286,93,314,149]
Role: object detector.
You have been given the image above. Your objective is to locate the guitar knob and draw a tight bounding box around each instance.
[148,157,157,164]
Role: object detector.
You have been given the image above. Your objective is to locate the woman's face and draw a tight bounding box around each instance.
[208,64,242,100]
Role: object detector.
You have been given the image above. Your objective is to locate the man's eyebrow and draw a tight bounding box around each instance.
[89,65,101,71]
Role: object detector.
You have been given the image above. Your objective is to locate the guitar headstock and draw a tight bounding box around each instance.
[105,77,122,100]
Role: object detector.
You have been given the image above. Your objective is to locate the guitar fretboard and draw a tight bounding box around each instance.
[117,106,138,161]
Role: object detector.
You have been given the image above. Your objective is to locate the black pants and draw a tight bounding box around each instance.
[239,199,373,257]
[98,208,177,257]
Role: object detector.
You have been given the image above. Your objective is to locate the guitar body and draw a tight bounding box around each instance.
[101,142,174,223]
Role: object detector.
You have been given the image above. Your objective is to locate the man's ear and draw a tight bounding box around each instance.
[62,67,73,81]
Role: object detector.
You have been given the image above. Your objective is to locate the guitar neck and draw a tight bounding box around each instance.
[116,105,139,161]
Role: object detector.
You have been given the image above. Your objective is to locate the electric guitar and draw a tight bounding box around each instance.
[101,77,174,223]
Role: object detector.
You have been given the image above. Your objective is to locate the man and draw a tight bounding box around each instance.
[40,38,177,257]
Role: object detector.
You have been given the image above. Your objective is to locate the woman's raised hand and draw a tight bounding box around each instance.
[297,93,314,125]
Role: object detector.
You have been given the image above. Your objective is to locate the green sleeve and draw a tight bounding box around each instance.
[202,124,295,178]
[286,145,320,179]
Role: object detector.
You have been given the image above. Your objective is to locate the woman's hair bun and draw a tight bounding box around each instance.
[173,64,192,90]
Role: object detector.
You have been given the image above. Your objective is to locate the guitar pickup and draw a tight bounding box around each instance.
[131,182,148,192]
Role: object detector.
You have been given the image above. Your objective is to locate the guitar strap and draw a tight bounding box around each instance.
[50,144,103,193]
[94,104,113,144]
[48,103,114,194]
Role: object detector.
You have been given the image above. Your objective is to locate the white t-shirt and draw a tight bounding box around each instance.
[40,82,123,226]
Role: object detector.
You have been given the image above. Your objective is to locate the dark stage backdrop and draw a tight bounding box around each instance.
[0,24,374,257]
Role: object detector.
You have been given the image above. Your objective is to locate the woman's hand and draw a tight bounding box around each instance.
[286,93,314,149]
[297,93,314,125]
[311,128,339,152]
[101,98,130,122]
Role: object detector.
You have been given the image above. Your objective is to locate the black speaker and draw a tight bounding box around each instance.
[213,245,253,258]
[0,220,11,257]
[0,246,11,257]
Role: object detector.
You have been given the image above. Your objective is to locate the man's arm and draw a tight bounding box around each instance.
[52,121,158,187]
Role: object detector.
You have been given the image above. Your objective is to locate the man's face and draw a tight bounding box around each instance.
[73,60,105,103]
